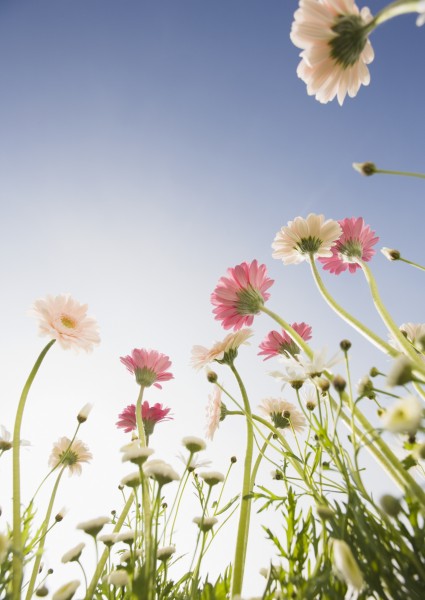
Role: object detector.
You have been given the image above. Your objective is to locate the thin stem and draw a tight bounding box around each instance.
[399,256,425,272]
[12,339,55,600]
[259,306,313,358]
[367,0,423,30]
[230,362,254,597]
[25,466,65,599]
[374,168,425,180]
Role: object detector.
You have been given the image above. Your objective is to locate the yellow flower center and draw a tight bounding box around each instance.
[61,315,76,329]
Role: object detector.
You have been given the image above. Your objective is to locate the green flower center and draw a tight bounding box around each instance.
[135,367,157,387]
[59,449,79,466]
[330,14,369,69]
[271,410,291,430]
[339,239,363,261]
[236,285,264,315]
[296,236,323,255]
[279,340,300,358]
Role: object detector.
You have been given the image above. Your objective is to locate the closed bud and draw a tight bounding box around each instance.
[206,371,218,383]
[369,367,380,378]
[333,375,346,393]
[387,356,414,387]
[353,161,376,176]
[381,247,400,261]
[77,403,93,424]
[339,339,351,352]
[379,494,401,518]
[230,456,237,463]
[316,505,334,520]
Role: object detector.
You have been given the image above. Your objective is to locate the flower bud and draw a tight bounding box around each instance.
[352,161,376,176]
[339,339,351,352]
[381,247,400,261]
[333,375,346,393]
[387,356,414,387]
[182,436,206,453]
[316,505,334,521]
[77,403,93,424]
[379,494,401,518]
[332,539,363,591]
[206,371,218,383]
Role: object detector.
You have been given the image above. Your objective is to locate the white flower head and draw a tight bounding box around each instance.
[115,529,136,544]
[391,322,425,356]
[121,471,142,488]
[76,516,109,537]
[77,403,93,424]
[380,395,423,434]
[272,214,342,264]
[199,471,225,486]
[108,570,129,587]
[52,581,80,600]
[61,542,85,564]
[182,436,206,453]
[193,516,218,532]
[121,446,155,466]
[97,533,118,547]
[143,459,180,486]
[381,247,400,261]
[157,545,176,561]
[259,398,306,433]
[191,329,253,370]
[332,539,363,591]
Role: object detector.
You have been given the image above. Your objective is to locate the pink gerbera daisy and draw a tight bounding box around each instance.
[211,260,274,330]
[258,322,312,360]
[318,217,379,274]
[120,349,173,388]
[116,402,172,436]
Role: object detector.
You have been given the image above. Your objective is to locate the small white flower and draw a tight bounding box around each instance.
[390,322,425,356]
[191,329,253,370]
[52,581,80,600]
[143,460,180,486]
[417,0,425,26]
[121,445,154,465]
[77,403,93,423]
[61,542,85,564]
[199,471,225,486]
[0,425,30,451]
[380,395,423,434]
[108,570,129,586]
[182,436,206,453]
[97,533,118,547]
[76,516,109,536]
[157,545,176,561]
[332,539,363,591]
[193,516,218,532]
[0,532,10,564]
[381,247,400,261]
[120,549,142,563]
[121,471,141,488]
[115,530,136,544]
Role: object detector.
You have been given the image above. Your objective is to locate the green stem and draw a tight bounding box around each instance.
[85,493,135,599]
[25,466,65,600]
[259,306,313,358]
[367,0,423,30]
[230,362,254,598]
[308,256,398,357]
[359,260,425,377]
[12,339,55,600]
[375,168,425,180]
[399,256,425,272]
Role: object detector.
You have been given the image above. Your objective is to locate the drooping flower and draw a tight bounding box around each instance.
[258,322,312,360]
[61,543,85,564]
[32,294,100,352]
[258,398,306,433]
[290,0,375,105]
[211,261,273,330]
[332,539,364,591]
[120,349,173,388]
[318,217,379,274]
[205,386,224,440]
[380,395,423,434]
[272,214,342,265]
[77,403,93,424]
[191,329,253,370]
[48,437,92,476]
[116,402,172,435]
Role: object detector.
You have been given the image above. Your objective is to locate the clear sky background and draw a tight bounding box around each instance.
[0,0,424,597]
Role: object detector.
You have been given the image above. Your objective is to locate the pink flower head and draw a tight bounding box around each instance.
[116,402,172,436]
[318,217,379,274]
[211,260,274,330]
[205,387,223,441]
[120,349,173,388]
[258,322,312,361]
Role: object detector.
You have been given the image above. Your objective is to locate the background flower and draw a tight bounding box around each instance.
[32,294,100,351]
[120,348,173,388]
[116,401,172,434]
[258,322,312,360]
[191,329,253,370]
[48,437,92,476]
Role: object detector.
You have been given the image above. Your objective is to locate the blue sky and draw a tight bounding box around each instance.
[0,0,424,595]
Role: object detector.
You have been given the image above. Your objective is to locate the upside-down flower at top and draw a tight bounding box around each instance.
[211,260,273,330]
[318,217,379,274]
[48,437,92,476]
[272,214,341,265]
[32,294,100,352]
[258,322,312,360]
[191,329,253,370]
[291,0,374,105]
[120,348,173,388]
[116,402,172,435]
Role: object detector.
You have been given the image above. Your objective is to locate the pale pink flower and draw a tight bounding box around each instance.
[191,329,253,370]
[318,217,379,274]
[272,214,342,264]
[120,349,173,388]
[48,437,92,476]
[291,0,374,105]
[205,387,223,440]
[259,398,306,433]
[116,402,172,435]
[391,323,425,356]
[258,322,312,360]
[32,294,100,352]
[211,260,273,330]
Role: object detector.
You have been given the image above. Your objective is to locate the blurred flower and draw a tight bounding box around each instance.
[121,471,141,488]
[108,570,129,587]
[52,581,80,600]
[290,0,374,105]
[120,349,173,388]
[120,549,142,563]
[417,0,425,26]
[332,539,364,591]
[0,532,10,564]
[76,516,109,537]
[272,214,341,264]
[259,398,306,433]
[55,507,68,522]
[116,402,172,435]
[0,426,30,452]
[157,545,176,561]
[357,375,375,399]
[143,460,180,486]
[386,356,414,387]
[303,385,318,410]
[48,437,92,476]
[211,260,273,330]
[115,530,136,544]
[121,443,154,466]
[61,543,85,564]
[258,322,312,360]
[390,323,425,356]
[178,452,211,472]
[191,329,253,370]
[318,217,379,274]
[97,533,117,547]
[381,247,400,261]
[352,161,376,176]
[200,471,225,486]
[32,294,100,352]
[380,395,423,434]
[77,403,93,424]
[205,386,223,440]
[182,436,206,453]
[193,516,218,532]
[291,348,341,377]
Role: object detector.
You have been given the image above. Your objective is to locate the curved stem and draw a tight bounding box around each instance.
[12,339,55,600]
[399,256,425,272]
[25,466,65,599]
[260,306,313,358]
[230,362,254,597]
[308,256,397,356]
[367,0,423,30]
